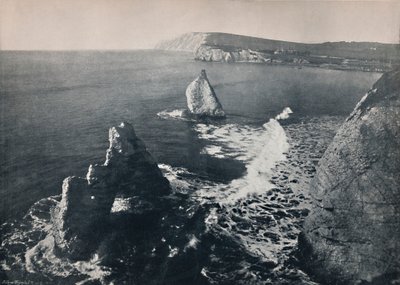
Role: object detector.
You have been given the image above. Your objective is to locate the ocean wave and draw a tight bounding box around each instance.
[188,109,308,266]
[226,119,290,202]
[192,116,340,271]
[0,113,340,284]
[194,117,289,203]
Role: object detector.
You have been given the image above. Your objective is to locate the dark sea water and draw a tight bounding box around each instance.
[0,50,380,284]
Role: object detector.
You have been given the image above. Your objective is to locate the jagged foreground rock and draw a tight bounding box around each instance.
[186,70,225,118]
[298,70,400,284]
[47,122,266,284]
[51,122,170,260]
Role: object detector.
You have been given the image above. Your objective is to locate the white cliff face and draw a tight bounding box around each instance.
[185,70,225,118]
[155,32,208,52]
[195,45,269,63]
[195,46,228,62]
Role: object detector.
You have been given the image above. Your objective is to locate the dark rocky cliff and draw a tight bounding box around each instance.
[46,122,264,284]
[299,69,400,284]
[51,122,170,260]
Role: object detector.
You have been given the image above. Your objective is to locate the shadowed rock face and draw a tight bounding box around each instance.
[51,122,170,260]
[299,70,400,284]
[48,123,213,284]
[186,70,225,118]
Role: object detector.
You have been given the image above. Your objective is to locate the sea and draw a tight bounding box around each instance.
[0,50,381,284]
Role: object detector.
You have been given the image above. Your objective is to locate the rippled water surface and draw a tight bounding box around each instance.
[0,50,381,284]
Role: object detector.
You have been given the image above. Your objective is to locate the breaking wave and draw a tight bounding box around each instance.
[0,105,342,284]
[195,118,290,203]
[159,115,342,276]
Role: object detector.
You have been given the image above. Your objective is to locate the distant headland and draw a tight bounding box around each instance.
[155,32,400,72]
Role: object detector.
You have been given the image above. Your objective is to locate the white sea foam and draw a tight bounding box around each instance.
[158,163,219,195]
[25,234,111,284]
[195,123,262,161]
[226,119,289,202]
[111,197,132,213]
[275,107,293,120]
[168,246,179,258]
[205,208,219,225]
[184,235,200,250]
[24,231,111,284]
[0,196,113,284]
[194,118,289,203]
[158,163,195,194]
[158,163,191,185]
[200,145,225,159]
[189,117,294,263]
[157,109,193,121]
[18,114,289,282]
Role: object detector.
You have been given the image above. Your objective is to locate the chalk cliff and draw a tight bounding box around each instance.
[51,122,170,260]
[195,45,269,63]
[299,69,400,284]
[154,32,207,52]
[155,32,399,71]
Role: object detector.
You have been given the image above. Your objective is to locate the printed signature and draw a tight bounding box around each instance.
[1,281,38,285]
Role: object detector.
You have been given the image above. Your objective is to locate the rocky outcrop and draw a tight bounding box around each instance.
[51,122,170,260]
[186,70,225,117]
[45,122,216,284]
[299,70,400,284]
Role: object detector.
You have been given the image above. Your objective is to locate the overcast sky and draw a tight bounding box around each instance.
[1,0,399,50]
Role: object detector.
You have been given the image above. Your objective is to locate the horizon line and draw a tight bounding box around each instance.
[1,41,399,52]
[2,32,400,51]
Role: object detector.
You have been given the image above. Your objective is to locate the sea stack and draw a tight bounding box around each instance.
[299,70,400,284]
[186,69,225,117]
[51,122,170,260]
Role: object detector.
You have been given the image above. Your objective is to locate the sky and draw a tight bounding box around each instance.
[1,0,399,50]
